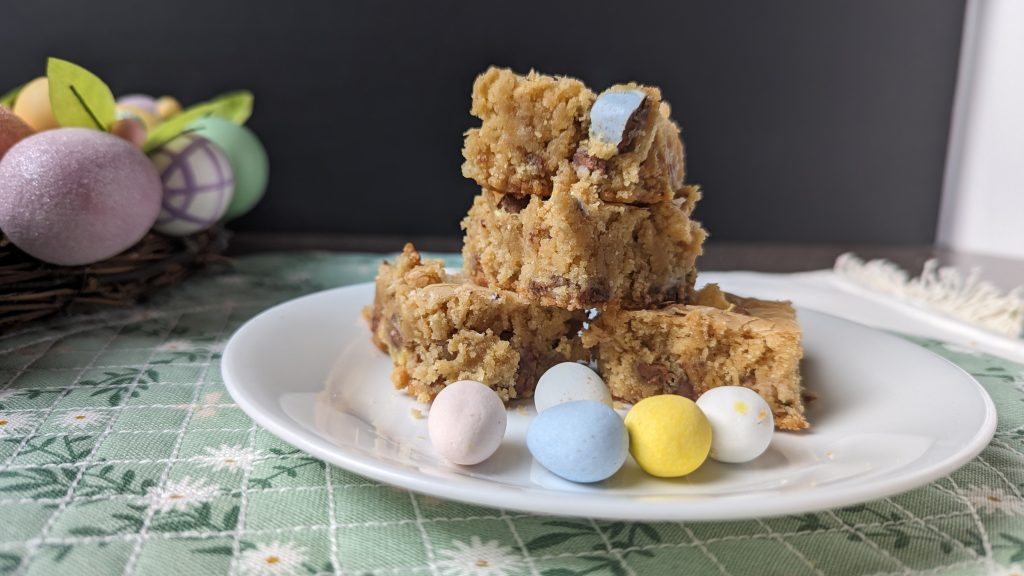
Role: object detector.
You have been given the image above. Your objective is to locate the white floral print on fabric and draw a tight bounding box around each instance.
[991,563,1024,576]
[157,339,195,352]
[145,477,220,513]
[194,445,264,472]
[959,485,1024,515]
[940,342,984,357]
[237,542,308,575]
[60,410,104,427]
[189,392,227,419]
[0,412,38,436]
[435,536,523,576]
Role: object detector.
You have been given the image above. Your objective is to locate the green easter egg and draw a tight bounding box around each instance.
[188,117,268,220]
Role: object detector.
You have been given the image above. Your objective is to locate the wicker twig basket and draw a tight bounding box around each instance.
[0,229,230,328]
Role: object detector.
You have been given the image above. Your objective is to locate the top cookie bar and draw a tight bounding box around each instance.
[461,67,686,205]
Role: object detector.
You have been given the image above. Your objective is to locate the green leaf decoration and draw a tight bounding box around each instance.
[206,90,253,124]
[142,101,219,152]
[143,90,253,152]
[46,58,117,130]
[0,84,23,109]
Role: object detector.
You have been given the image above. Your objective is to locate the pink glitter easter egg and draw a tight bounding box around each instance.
[149,134,235,236]
[0,128,162,266]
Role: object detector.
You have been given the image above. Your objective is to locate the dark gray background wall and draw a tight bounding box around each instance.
[0,0,965,244]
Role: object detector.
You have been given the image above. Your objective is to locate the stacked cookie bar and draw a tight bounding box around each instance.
[369,67,808,430]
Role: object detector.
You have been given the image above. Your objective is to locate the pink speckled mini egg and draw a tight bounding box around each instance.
[0,128,162,266]
[148,134,235,236]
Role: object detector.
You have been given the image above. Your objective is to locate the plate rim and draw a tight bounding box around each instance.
[222,283,998,521]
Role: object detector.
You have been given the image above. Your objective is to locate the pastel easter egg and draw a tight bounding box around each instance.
[189,117,268,220]
[110,118,146,148]
[0,106,34,160]
[116,104,159,129]
[155,96,182,119]
[696,386,774,463]
[12,77,58,132]
[0,128,162,265]
[149,134,235,236]
[116,94,158,116]
[624,395,711,477]
[534,362,612,413]
[527,400,628,483]
[428,380,507,465]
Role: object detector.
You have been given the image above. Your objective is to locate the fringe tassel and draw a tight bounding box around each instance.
[834,253,1024,338]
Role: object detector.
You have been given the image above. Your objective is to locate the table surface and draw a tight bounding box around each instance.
[0,248,1021,576]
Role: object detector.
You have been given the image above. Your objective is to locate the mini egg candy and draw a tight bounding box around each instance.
[624,395,712,477]
[428,380,507,465]
[155,96,182,120]
[527,400,628,483]
[188,117,268,220]
[149,133,235,236]
[0,128,162,265]
[116,105,159,130]
[0,107,33,160]
[534,362,612,413]
[110,118,146,148]
[116,94,158,116]
[12,77,58,132]
[696,386,774,463]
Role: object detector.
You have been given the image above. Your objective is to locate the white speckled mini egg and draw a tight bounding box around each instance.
[534,362,612,413]
[696,386,774,463]
[427,380,507,465]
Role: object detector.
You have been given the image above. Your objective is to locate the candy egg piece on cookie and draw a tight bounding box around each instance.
[12,77,58,132]
[527,400,628,483]
[188,117,269,220]
[428,380,507,465]
[0,128,162,265]
[624,394,712,477]
[149,133,235,236]
[534,362,612,413]
[589,88,648,157]
[696,386,774,463]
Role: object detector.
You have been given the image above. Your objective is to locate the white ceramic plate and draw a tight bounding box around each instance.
[222,282,997,521]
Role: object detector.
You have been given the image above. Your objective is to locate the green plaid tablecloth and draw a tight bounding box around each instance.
[0,252,1021,576]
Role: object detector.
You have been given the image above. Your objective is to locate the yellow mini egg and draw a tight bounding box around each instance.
[624,395,712,477]
[155,96,182,120]
[12,77,58,132]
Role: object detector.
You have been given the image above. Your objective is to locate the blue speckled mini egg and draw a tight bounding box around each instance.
[526,400,628,483]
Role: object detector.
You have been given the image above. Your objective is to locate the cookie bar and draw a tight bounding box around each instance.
[461,67,685,205]
[367,244,588,403]
[461,167,705,311]
[582,285,807,430]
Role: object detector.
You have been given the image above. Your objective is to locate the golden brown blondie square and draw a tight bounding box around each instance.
[461,67,685,205]
[367,244,588,403]
[582,285,807,430]
[461,166,705,311]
